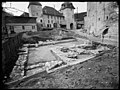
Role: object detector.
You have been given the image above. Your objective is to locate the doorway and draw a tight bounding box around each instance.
[70,23,73,29]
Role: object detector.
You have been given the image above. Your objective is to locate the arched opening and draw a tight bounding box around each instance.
[70,23,73,29]
[53,23,57,28]
[102,26,109,35]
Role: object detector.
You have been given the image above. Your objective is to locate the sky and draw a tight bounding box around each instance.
[2,2,87,16]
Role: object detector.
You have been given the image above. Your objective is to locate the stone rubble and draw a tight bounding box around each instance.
[9,46,29,81]
[45,42,111,73]
[8,39,111,83]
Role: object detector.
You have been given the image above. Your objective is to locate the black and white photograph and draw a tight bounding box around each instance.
[2,1,119,89]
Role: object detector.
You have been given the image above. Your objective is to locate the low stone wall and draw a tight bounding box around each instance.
[2,33,24,80]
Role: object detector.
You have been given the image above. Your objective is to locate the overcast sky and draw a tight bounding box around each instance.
[2,2,87,16]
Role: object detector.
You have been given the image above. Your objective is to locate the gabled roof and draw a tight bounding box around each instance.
[28,2,42,8]
[74,12,87,21]
[43,6,64,17]
[20,12,29,17]
[5,16,37,24]
[60,2,75,10]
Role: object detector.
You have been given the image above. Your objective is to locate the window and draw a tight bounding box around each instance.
[41,20,42,23]
[51,20,53,23]
[49,24,51,27]
[36,13,38,16]
[72,15,74,18]
[48,20,50,23]
[51,16,53,19]
[106,16,108,20]
[22,26,25,30]
[48,15,49,19]
[98,18,100,21]
[32,26,35,29]
[47,24,49,27]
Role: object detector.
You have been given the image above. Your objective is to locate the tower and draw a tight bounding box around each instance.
[28,2,42,17]
[28,2,43,23]
[60,2,76,29]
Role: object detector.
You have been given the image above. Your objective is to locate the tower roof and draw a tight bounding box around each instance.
[60,2,75,10]
[28,2,42,8]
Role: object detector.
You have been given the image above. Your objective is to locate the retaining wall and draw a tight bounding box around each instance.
[2,33,24,79]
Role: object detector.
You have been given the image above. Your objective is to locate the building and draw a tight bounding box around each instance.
[84,2,118,38]
[27,2,76,30]
[60,2,76,29]
[74,12,87,29]
[5,16,37,34]
[20,12,29,17]
[28,2,65,29]
[2,10,13,34]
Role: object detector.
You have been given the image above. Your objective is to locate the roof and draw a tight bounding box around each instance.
[60,2,75,10]
[74,12,87,21]
[28,2,42,8]
[20,12,29,17]
[2,10,14,16]
[5,16,37,24]
[43,6,64,17]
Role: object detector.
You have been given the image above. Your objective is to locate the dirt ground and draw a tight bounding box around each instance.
[7,45,119,89]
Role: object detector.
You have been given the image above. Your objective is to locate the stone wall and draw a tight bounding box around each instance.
[85,2,118,37]
[2,33,23,79]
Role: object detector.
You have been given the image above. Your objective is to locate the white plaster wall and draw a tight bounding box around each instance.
[43,14,64,28]
[61,8,75,29]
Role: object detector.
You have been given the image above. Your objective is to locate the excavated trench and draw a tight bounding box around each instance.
[3,32,118,89]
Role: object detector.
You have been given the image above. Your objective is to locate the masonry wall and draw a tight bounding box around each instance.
[85,2,118,37]
[2,32,23,79]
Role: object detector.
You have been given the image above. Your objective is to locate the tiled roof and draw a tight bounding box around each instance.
[74,12,87,21]
[60,2,75,10]
[20,12,29,17]
[28,2,42,8]
[5,16,37,23]
[43,6,64,17]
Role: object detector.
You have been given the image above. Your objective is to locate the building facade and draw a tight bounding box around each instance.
[2,10,13,34]
[28,2,65,29]
[28,2,76,30]
[84,2,118,38]
[5,16,37,34]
